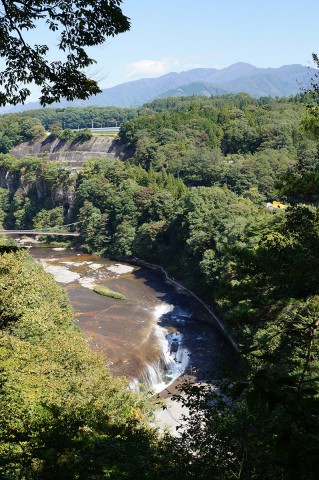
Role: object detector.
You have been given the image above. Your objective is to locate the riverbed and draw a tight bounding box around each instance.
[27,243,239,392]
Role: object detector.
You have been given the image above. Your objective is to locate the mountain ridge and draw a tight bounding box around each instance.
[1,62,316,113]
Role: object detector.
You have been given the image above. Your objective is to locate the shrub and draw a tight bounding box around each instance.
[93,285,126,300]
[74,128,93,142]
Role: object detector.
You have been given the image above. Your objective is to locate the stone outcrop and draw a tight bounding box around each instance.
[0,168,18,194]
[11,136,127,167]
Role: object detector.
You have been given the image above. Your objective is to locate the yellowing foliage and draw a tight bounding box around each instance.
[0,251,156,479]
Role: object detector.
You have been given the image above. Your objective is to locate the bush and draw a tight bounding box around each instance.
[58,128,75,141]
[74,128,93,142]
[93,285,126,300]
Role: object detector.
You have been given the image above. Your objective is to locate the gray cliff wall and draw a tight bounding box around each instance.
[11,136,127,167]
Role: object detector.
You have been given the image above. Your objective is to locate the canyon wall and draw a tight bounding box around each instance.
[11,136,126,167]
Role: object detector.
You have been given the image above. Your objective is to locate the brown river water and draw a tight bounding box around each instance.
[26,244,239,392]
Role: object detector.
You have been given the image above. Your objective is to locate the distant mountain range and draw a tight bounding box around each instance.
[1,62,316,113]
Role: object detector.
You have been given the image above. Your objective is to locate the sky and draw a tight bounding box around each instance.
[1,0,319,101]
[88,0,319,90]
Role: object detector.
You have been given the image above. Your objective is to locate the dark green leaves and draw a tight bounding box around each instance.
[0,0,130,105]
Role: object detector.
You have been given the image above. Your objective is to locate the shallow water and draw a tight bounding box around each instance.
[28,245,239,389]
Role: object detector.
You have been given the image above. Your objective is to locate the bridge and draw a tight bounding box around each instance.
[0,222,82,237]
[0,229,80,236]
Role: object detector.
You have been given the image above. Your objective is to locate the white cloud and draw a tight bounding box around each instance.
[124,57,201,79]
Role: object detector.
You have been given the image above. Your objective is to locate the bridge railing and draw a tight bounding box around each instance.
[0,222,82,237]
[0,229,80,236]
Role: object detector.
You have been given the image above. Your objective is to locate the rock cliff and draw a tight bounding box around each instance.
[11,136,127,167]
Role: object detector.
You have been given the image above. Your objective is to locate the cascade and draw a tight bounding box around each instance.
[138,302,191,393]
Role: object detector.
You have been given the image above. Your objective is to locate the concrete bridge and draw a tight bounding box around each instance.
[0,229,80,237]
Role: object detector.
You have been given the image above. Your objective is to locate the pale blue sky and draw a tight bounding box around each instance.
[90,0,319,90]
[2,0,318,101]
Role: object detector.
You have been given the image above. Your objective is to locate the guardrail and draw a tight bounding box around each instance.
[0,230,80,236]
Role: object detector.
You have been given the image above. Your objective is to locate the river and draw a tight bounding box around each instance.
[26,242,239,392]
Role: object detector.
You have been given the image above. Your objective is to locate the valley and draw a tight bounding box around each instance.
[1,91,319,479]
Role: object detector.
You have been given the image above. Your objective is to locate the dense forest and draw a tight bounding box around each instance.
[1,93,319,478]
[0,106,138,152]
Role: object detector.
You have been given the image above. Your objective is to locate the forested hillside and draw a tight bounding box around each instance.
[0,106,138,154]
[1,93,319,478]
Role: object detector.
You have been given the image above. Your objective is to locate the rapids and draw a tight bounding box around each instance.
[27,244,238,391]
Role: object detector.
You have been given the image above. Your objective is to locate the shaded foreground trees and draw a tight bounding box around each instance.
[2,190,319,480]
[0,249,174,479]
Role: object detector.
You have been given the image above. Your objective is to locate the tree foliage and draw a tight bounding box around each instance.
[0,0,130,106]
[13,105,138,129]
[0,250,174,479]
[119,95,303,193]
[0,114,46,152]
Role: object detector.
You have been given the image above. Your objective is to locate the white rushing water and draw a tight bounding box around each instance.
[140,302,190,393]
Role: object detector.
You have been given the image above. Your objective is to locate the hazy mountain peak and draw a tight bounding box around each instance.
[0,62,316,113]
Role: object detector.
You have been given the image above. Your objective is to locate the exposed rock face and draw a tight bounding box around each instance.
[51,183,77,221]
[11,136,127,166]
[0,168,18,194]
[2,136,129,224]
[0,163,78,221]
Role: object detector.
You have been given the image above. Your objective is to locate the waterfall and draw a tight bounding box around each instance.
[138,302,190,393]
